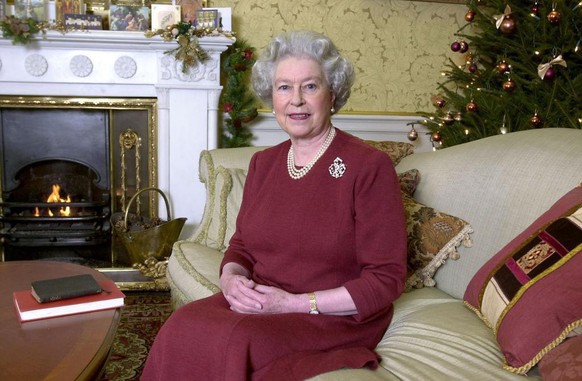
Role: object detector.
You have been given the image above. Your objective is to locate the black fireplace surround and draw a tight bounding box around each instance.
[0,108,112,263]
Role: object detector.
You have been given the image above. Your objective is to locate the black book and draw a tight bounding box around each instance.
[31,274,103,303]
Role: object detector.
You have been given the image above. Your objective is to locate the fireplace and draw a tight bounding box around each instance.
[0,30,233,271]
[0,99,157,265]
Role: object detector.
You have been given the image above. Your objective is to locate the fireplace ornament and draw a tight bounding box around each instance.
[111,187,186,279]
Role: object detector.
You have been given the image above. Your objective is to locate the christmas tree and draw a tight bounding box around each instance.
[420,0,582,148]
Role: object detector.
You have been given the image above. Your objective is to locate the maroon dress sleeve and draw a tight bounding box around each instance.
[343,150,408,321]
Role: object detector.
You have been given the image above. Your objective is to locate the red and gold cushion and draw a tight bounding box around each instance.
[539,334,582,381]
[464,185,582,374]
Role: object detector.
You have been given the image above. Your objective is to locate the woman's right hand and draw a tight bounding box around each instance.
[220,263,263,313]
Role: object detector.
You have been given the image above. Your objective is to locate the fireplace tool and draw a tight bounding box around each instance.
[111,187,186,279]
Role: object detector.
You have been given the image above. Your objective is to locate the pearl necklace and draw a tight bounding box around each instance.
[287,127,336,180]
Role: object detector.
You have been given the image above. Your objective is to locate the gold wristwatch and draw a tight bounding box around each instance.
[308,292,320,314]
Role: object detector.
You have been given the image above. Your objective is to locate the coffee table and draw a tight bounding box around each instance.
[0,261,122,380]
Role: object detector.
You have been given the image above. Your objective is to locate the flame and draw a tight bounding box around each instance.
[46,184,71,217]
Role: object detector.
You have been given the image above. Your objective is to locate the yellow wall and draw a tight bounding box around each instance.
[212,0,466,114]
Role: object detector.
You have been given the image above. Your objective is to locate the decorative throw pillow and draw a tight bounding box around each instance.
[364,140,414,166]
[539,334,582,381]
[402,192,473,292]
[464,185,582,375]
[397,168,420,196]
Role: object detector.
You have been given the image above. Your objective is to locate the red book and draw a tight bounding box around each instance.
[13,279,125,322]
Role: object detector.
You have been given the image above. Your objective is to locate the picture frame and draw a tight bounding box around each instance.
[55,0,82,22]
[195,9,218,28]
[109,5,150,31]
[151,4,181,31]
[175,0,206,24]
[65,13,103,30]
[0,0,7,19]
[14,0,47,21]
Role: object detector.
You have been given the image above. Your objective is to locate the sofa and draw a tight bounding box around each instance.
[167,127,582,380]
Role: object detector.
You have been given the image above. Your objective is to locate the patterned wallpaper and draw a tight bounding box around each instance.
[212,0,466,114]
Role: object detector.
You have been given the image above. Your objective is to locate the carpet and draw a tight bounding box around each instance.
[100,291,173,381]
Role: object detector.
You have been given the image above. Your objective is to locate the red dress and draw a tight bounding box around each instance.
[142,129,407,380]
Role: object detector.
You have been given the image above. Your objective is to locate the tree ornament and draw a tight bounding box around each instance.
[530,2,540,16]
[442,112,455,125]
[502,78,516,92]
[537,54,567,79]
[529,113,543,128]
[494,5,516,35]
[547,9,561,24]
[544,67,555,80]
[407,126,418,141]
[459,40,469,53]
[465,10,476,22]
[496,60,510,74]
[431,94,446,108]
[466,100,478,112]
[468,63,478,73]
[454,112,462,122]
[431,131,443,142]
[499,16,517,34]
[450,41,461,52]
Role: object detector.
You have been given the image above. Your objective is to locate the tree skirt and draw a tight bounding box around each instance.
[100,291,172,381]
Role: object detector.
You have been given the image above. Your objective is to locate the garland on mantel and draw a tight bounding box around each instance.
[1,16,257,147]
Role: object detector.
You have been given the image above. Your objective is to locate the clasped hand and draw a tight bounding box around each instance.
[220,272,296,314]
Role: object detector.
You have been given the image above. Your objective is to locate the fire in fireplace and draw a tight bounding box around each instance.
[0,97,158,266]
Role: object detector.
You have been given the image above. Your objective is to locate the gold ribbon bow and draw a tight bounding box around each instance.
[537,55,567,79]
[494,5,512,29]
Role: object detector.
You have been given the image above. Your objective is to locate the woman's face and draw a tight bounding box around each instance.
[272,56,335,140]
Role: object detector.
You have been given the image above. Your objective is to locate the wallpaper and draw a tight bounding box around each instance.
[212,0,466,114]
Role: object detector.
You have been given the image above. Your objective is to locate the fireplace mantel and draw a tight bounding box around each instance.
[0,30,234,237]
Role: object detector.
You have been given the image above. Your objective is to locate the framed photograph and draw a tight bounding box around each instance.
[151,4,180,31]
[0,0,7,19]
[65,13,103,30]
[109,5,150,31]
[195,9,217,28]
[175,0,205,24]
[14,0,47,21]
[55,0,82,22]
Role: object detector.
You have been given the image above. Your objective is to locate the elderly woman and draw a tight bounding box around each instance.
[142,30,407,380]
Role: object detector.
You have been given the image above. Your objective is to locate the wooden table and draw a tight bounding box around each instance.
[0,261,122,380]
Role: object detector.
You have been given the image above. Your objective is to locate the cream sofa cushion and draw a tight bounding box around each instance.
[396,128,582,299]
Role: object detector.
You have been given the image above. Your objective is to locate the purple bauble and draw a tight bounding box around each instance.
[451,41,461,52]
[544,67,555,80]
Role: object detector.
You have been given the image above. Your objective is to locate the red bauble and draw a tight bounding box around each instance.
[431,131,443,142]
[450,41,461,52]
[547,9,561,24]
[459,40,469,53]
[503,78,516,92]
[466,101,478,112]
[499,16,516,34]
[531,3,540,16]
[544,67,555,80]
[432,94,446,108]
[529,114,543,128]
[465,10,475,22]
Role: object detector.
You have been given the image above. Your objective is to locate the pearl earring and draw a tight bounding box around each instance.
[272,110,276,115]
[331,107,336,113]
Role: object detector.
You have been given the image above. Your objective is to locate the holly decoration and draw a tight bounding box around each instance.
[220,39,259,148]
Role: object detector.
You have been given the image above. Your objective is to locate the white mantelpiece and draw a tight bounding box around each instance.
[0,30,233,237]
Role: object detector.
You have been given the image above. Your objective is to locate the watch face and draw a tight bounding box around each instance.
[309,309,320,315]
